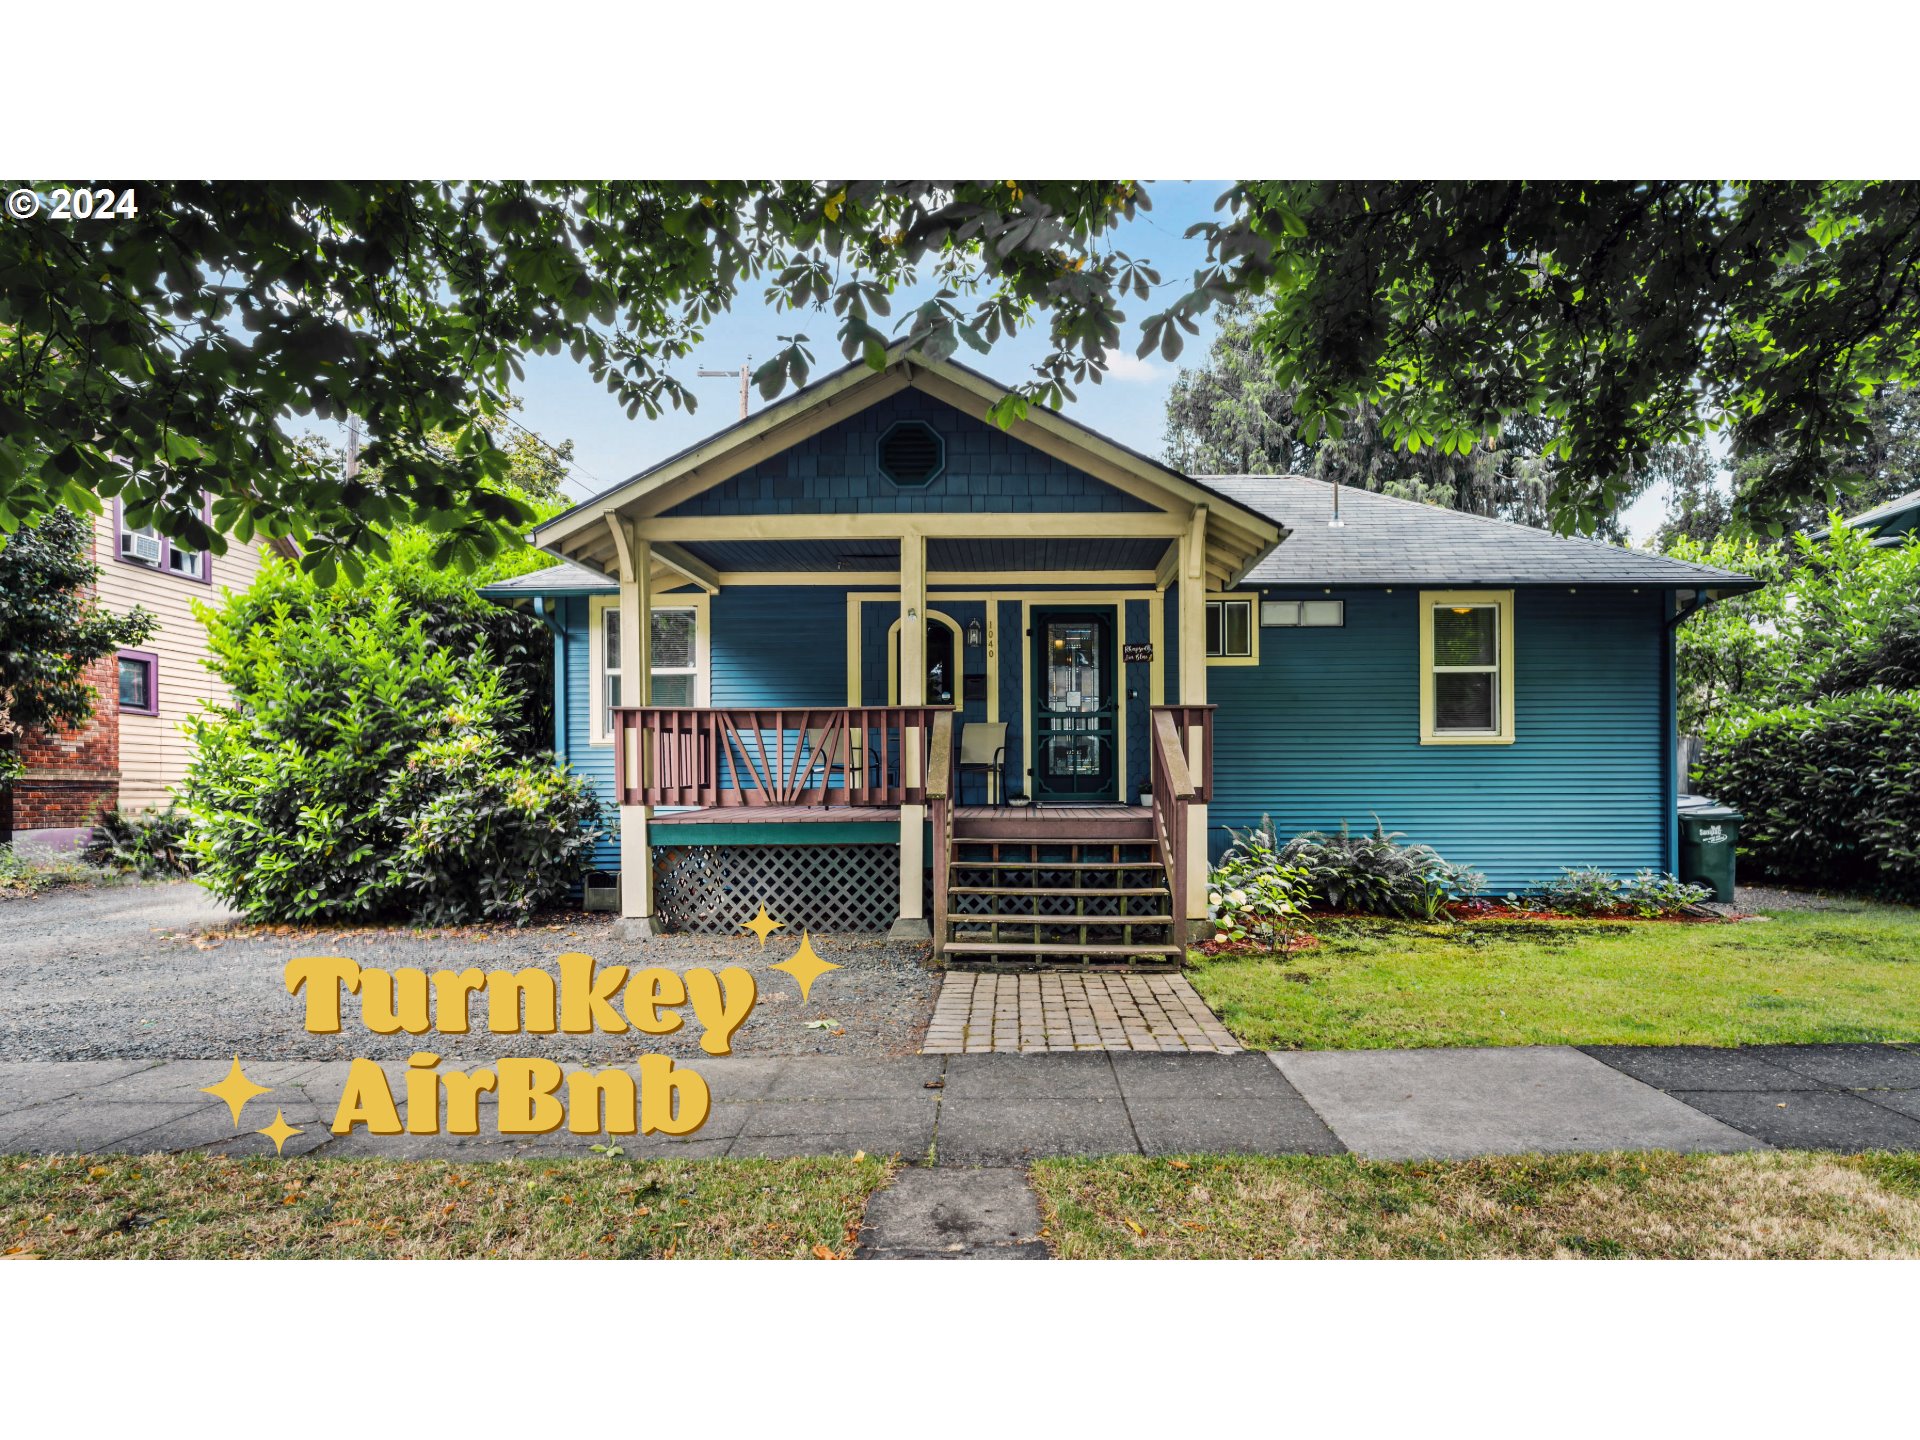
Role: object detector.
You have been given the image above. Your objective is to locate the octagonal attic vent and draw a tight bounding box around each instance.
[878,420,944,487]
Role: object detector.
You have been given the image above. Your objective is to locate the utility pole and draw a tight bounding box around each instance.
[697,359,751,420]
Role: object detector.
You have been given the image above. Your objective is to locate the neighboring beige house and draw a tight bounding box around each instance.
[2,501,287,847]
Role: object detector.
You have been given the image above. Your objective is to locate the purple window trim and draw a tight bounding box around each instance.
[111,496,212,585]
[117,649,159,716]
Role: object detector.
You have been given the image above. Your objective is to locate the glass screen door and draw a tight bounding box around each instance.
[1030,607,1116,802]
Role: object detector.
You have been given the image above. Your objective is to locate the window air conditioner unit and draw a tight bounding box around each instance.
[121,531,163,565]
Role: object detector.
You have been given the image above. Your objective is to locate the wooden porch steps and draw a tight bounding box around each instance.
[937,831,1181,970]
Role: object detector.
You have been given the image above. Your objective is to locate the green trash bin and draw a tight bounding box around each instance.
[1678,804,1742,903]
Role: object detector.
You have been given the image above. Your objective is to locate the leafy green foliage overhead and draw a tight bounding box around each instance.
[0,508,154,775]
[0,181,1148,575]
[1222,182,1920,534]
[9,179,1920,565]
[1162,301,1651,536]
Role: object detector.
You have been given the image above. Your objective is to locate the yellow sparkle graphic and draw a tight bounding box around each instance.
[739,903,787,948]
[201,1056,271,1126]
[770,931,841,1004]
[255,1109,303,1156]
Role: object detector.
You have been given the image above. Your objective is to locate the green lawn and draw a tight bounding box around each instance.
[1032,1151,1920,1259]
[1189,902,1920,1049]
[0,1152,894,1259]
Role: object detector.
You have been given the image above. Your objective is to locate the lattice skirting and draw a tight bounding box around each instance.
[653,844,913,934]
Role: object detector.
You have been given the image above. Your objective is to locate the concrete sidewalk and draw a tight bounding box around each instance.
[2,1044,1918,1163]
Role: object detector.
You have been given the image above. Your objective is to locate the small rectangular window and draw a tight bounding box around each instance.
[1205,598,1254,659]
[1301,600,1344,627]
[1263,599,1345,627]
[117,652,157,715]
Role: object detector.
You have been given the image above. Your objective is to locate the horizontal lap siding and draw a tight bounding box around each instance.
[559,596,620,869]
[1207,588,1667,891]
[710,587,848,706]
[92,517,272,813]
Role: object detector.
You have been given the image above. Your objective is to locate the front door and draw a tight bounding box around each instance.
[1030,607,1117,803]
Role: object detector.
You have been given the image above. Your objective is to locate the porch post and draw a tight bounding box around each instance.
[613,518,657,939]
[1178,508,1210,925]
[891,529,932,940]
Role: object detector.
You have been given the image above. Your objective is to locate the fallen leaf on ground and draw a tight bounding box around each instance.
[803,1019,839,1030]
[811,1243,837,1260]
[1123,1218,1144,1236]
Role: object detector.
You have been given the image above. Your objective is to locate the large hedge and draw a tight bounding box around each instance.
[185,553,600,924]
[1697,688,1920,900]
[1672,520,1920,898]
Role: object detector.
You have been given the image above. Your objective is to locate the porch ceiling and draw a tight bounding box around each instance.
[929,536,1169,572]
[677,538,899,573]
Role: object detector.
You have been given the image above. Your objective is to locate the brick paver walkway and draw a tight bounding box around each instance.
[921,972,1242,1054]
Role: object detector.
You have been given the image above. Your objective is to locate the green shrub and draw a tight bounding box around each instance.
[1529,867,1626,916]
[185,561,602,924]
[1621,871,1713,917]
[1274,817,1484,920]
[1697,687,1920,901]
[1207,821,1310,946]
[83,806,197,878]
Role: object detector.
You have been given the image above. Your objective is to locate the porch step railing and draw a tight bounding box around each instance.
[1149,704,1214,954]
[611,705,949,808]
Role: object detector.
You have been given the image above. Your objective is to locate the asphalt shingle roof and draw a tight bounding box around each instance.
[484,479,1759,595]
[479,559,613,596]
[1202,476,1759,590]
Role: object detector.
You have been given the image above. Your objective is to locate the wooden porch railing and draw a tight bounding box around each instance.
[612,706,950,808]
[926,711,955,958]
[1149,704,1215,951]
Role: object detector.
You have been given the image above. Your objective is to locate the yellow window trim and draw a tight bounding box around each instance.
[587,592,711,746]
[1204,592,1259,666]
[1418,588,1515,746]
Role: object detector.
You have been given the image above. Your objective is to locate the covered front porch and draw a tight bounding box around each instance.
[609,702,1213,958]
[512,348,1281,956]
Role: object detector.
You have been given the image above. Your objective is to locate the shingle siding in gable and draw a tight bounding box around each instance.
[1206,587,1669,891]
[662,389,1155,517]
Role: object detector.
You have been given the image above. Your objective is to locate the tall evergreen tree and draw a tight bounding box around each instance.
[1164,302,1645,537]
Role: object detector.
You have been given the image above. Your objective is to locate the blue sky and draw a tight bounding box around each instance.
[506,180,1669,541]
[511,182,1233,497]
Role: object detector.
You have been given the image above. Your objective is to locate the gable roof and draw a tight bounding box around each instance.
[528,342,1285,589]
[1203,476,1760,591]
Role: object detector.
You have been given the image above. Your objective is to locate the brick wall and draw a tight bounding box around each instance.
[2,651,120,839]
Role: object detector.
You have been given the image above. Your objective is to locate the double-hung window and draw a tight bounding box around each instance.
[1419,590,1514,744]
[649,608,698,705]
[591,596,709,744]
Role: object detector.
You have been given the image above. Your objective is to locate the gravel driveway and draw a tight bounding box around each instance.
[0,882,938,1063]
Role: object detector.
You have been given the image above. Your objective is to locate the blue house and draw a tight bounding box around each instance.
[484,345,1757,962]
